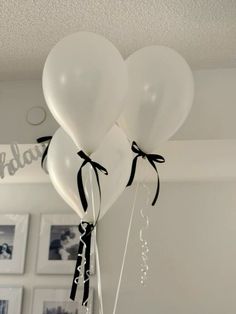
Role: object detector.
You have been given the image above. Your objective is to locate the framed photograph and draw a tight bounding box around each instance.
[37,214,95,274]
[32,287,93,314]
[0,214,29,273]
[0,287,23,314]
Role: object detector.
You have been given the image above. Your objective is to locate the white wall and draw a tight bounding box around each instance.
[174,68,236,140]
[0,181,236,314]
[99,181,236,314]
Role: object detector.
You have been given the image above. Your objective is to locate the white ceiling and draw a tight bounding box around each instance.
[1,0,236,80]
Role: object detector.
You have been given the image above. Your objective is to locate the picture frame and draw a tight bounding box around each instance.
[37,214,95,274]
[0,214,29,274]
[0,287,23,314]
[32,287,93,314]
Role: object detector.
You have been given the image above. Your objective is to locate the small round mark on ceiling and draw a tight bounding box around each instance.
[26,106,46,125]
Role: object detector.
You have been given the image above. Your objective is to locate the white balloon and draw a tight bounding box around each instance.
[43,32,128,154]
[119,46,194,152]
[47,125,132,222]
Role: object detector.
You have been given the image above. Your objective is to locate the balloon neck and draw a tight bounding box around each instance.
[82,216,95,226]
[78,149,92,157]
[83,149,92,157]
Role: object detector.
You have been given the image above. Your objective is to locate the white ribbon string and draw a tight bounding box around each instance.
[139,181,151,286]
[95,230,104,314]
[89,166,104,314]
[140,208,150,285]
[74,222,87,285]
[112,183,140,314]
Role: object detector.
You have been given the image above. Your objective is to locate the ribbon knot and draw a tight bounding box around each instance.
[70,221,93,305]
[127,141,165,206]
[77,150,108,212]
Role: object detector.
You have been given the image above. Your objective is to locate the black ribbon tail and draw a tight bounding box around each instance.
[126,155,139,187]
[70,222,93,306]
[36,136,52,169]
[77,160,89,212]
[70,239,84,301]
[92,165,103,202]
[152,169,160,206]
[82,229,92,306]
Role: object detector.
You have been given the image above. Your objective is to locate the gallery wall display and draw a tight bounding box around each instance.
[0,214,29,274]
[32,287,93,314]
[37,214,95,274]
[0,287,23,314]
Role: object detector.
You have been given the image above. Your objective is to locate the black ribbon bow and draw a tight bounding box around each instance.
[127,141,165,205]
[36,136,52,170]
[70,222,93,305]
[77,151,108,212]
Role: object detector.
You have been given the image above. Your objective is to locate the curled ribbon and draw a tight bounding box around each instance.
[140,208,150,285]
[77,151,108,212]
[127,141,165,206]
[36,136,52,170]
[70,222,93,305]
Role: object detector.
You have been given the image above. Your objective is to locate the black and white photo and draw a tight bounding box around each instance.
[49,225,80,261]
[0,300,8,314]
[0,215,29,274]
[37,214,95,274]
[33,288,93,314]
[43,301,79,314]
[0,287,22,314]
[0,226,15,260]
